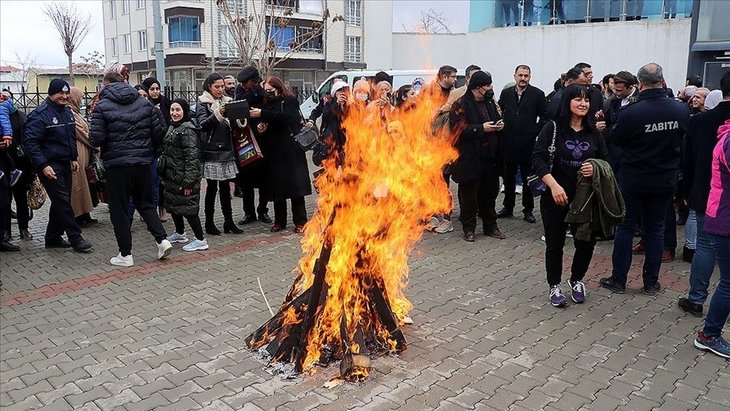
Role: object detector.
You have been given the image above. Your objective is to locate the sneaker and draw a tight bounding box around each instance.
[182,239,209,252]
[110,253,134,267]
[402,316,414,325]
[167,232,189,244]
[433,219,454,234]
[157,239,172,259]
[694,331,730,359]
[599,277,626,294]
[678,298,703,317]
[641,282,661,296]
[549,285,567,307]
[425,216,440,231]
[568,280,586,303]
[8,170,22,187]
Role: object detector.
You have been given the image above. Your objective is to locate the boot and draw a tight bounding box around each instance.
[205,182,222,235]
[220,183,242,234]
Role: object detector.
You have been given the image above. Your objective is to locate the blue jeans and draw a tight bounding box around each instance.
[703,234,730,338]
[684,209,697,249]
[688,213,717,304]
[611,189,673,287]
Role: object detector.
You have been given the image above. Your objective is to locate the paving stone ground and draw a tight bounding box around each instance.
[1,180,728,411]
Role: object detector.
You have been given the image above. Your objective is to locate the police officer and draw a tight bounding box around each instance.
[600,63,689,295]
[23,78,93,252]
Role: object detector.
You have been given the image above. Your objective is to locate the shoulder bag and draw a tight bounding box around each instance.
[526,120,556,197]
[282,101,321,151]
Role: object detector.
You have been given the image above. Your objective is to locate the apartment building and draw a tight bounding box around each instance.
[101,0,369,95]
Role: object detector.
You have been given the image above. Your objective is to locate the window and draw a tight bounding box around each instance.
[168,16,201,47]
[109,0,116,18]
[122,0,129,14]
[345,0,361,26]
[123,33,131,54]
[137,0,145,9]
[218,25,238,58]
[138,30,147,51]
[345,36,361,62]
[111,38,118,56]
[266,25,295,51]
[297,27,322,52]
[268,0,298,11]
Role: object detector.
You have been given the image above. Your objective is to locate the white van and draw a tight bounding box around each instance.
[299,69,466,118]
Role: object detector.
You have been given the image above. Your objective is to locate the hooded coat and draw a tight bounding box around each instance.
[89,82,166,169]
[159,121,202,215]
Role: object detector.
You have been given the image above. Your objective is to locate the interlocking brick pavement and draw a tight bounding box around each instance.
[1,182,728,411]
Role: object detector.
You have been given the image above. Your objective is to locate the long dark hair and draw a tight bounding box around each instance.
[203,72,224,93]
[557,85,597,134]
[394,85,413,109]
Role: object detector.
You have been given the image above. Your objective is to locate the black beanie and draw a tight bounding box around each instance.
[48,78,70,96]
[468,71,492,90]
[237,66,261,84]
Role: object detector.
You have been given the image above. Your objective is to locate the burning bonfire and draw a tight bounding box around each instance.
[245,86,459,381]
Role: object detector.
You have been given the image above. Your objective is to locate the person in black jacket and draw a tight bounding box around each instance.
[600,63,690,295]
[497,64,547,224]
[450,71,505,242]
[250,76,312,233]
[1,90,32,243]
[197,72,243,236]
[90,72,170,266]
[24,79,92,253]
[678,72,730,317]
[533,85,608,307]
[234,66,271,225]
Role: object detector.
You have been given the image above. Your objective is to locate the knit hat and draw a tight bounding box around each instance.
[468,71,492,90]
[237,66,261,84]
[48,78,70,96]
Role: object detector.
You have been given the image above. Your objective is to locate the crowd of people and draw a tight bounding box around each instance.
[0,59,728,359]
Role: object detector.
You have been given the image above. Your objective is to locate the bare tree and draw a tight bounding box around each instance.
[215,0,343,79]
[417,8,452,33]
[13,52,40,90]
[43,2,93,85]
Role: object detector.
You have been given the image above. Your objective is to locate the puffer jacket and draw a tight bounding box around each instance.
[196,91,234,162]
[89,82,166,169]
[704,120,730,237]
[23,98,78,170]
[158,121,201,216]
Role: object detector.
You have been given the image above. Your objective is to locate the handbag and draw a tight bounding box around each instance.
[234,127,263,167]
[526,120,557,197]
[284,101,322,152]
[27,174,47,210]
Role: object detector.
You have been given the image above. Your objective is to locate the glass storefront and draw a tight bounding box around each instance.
[470,0,692,30]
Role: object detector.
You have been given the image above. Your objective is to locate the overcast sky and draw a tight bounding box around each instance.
[0,0,468,68]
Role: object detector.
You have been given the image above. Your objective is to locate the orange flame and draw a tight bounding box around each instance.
[286,83,459,372]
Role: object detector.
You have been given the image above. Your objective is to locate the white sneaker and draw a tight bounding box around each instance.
[434,219,454,234]
[167,232,189,244]
[110,253,134,267]
[182,239,209,252]
[402,315,414,325]
[425,216,440,231]
[157,239,172,259]
[515,185,523,195]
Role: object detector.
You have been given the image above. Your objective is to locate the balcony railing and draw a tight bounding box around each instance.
[168,41,201,48]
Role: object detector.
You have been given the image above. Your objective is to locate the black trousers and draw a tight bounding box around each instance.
[242,185,269,217]
[274,196,307,227]
[4,177,30,233]
[38,161,83,245]
[172,213,204,241]
[502,160,534,213]
[205,179,234,222]
[106,165,167,256]
[541,194,596,286]
[0,174,8,238]
[478,162,500,231]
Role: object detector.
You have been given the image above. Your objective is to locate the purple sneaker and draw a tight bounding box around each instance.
[549,285,567,307]
[569,280,586,304]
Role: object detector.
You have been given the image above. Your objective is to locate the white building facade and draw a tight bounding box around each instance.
[101,0,368,96]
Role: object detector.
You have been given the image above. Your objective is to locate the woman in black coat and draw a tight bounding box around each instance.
[249,76,312,233]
